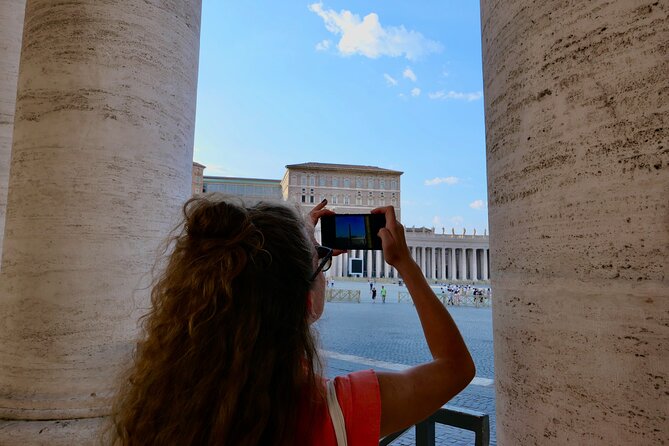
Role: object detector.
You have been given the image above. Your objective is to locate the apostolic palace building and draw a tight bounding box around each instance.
[194,161,490,283]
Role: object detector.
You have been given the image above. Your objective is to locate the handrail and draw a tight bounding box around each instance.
[325,289,361,303]
[380,405,490,446]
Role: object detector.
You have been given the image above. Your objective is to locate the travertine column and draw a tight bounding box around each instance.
[482,249,489,280]
[336,253,343,277]
[439,247,446,280]
[430,247,436,279]
[367,250,373,277]
[458,248,467,280]
[482,1,668,444]
[0,0,26,257]
[471,249,478,281]
[0,0,202,438]
[449,248,456,280]
[375,250,382,278]
[419,247,426,276]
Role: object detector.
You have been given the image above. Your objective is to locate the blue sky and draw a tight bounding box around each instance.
[194,1,488,233]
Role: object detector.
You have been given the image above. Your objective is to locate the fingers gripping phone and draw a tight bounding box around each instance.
[320,214,386,250]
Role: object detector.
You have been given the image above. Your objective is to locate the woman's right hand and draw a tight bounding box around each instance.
[371,206,412,269]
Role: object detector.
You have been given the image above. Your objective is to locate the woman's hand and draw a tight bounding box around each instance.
[307,198,333,227]
[308,199,346,256]
[371,206,411,268]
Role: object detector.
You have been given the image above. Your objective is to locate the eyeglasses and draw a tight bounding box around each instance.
[310,245,333,281]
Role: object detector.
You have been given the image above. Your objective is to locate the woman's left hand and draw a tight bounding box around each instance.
[307,199,346,256]
[308,198,333,227]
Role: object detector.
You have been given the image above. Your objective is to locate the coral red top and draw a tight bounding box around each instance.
[296,369,381,445]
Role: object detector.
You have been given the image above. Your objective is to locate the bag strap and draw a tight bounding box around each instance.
[326,379,348,446]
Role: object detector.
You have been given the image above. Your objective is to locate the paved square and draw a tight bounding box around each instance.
[315,279,496,445]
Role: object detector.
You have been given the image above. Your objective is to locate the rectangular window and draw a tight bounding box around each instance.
[301,176,307,186]
[310,196,315,203]
[309,176,315,186]
[344,179,350,188]
[368,178,374,188]
[391,180,397,190]
[301,195,306,203]
[332,177,339,187]
[380,179,386,189]
[356,178,362,188]
[319,176,326,186]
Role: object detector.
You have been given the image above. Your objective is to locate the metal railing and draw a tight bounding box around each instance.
[397,291,491,308]
[380,405,490,446]
[325,289,361,303]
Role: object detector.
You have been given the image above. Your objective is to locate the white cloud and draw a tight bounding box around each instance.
[411,87,421,97]
[308,2,442,60]
[428,90,483,101]
[315,39,331,51]
[470,200,486,210]
[403,67,417,82]
[384,73,398,86]
[424,176,459,186]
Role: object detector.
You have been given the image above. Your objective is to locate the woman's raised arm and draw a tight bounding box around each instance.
[371,206,476,438]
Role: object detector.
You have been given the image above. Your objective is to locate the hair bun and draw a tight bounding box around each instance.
[186,198,256,244]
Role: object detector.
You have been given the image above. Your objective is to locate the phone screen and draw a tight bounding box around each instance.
[320,213,386,250]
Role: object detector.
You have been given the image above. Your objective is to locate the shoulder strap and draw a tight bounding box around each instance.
[326,379,348,446]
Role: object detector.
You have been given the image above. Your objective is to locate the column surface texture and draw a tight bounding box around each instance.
[481,0,668,444]
[0,0,202,438]
[0,0,26,257]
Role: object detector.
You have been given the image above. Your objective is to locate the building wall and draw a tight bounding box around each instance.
[283,164,402,222]
[191,162,205,195]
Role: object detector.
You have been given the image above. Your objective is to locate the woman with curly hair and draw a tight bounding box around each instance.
[110,194,474,445]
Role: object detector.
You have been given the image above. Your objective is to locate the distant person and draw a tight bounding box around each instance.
[109,197,474,445]
[372,286,377,302]
[381,285,387,303]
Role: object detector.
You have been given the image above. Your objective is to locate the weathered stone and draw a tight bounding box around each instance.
[482,0,668,444]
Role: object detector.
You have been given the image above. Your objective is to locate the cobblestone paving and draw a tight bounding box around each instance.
[315,280,496,446]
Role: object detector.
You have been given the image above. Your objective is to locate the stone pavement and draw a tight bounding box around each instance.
[315,279,497,446]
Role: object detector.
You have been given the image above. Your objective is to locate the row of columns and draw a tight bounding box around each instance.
[409,246,489,281]
[328,249,396,278]
[326,247,489,281]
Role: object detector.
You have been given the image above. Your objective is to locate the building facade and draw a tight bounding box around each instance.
[199,161,490,282]
[202,175,282,203]
[191,162,205,195]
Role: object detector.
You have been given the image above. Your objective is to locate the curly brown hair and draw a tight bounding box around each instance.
[109,194,324,445]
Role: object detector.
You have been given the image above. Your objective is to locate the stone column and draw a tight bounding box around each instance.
[0,0,26,257]
[459,248,467,281]
[365,250,374,277]
[449,248,456,280]
[375,250,382,278]
[336,252,343,277]
[471,249,478,281]
[430,247,436,279]
[0,0,202,437]
[439,247,446,280]
[482,1,668,444]
[419,247,426,276]
[482,249,489,281]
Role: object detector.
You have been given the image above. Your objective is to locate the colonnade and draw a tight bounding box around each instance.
[328,249,396,279]
[327,245,490,282]
[407,246,490,281]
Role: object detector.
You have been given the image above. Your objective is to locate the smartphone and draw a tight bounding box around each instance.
[320,213,386,250]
